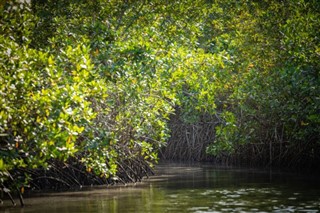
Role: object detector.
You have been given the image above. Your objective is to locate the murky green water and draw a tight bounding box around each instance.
[1,164,320,213]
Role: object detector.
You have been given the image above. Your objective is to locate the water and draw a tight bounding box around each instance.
[1,163,320,213]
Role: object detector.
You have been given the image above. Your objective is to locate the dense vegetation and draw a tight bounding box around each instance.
[0,0,319,205]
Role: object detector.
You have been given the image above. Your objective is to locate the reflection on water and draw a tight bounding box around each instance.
[1,163,320,213]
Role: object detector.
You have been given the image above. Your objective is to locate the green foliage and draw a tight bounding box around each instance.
[0,1,101,178]
[206,111,239,156]
[204,0,320,165]
[0,0,319,193]
[1,0,182,187]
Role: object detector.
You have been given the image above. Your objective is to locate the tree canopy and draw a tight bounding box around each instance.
[0,0,319,204]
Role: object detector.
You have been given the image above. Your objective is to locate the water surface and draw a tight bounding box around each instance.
[1,163,320,213]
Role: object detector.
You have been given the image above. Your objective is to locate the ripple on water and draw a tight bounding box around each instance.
[200,190,214,196]
[188,206,210,211]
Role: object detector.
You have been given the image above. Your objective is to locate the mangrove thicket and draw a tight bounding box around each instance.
[0,0,319,205]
